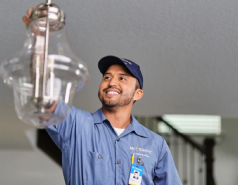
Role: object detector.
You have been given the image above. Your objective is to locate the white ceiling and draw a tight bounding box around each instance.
[1,0,238,120]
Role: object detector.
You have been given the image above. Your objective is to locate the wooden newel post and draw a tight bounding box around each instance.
[204,138,216,185]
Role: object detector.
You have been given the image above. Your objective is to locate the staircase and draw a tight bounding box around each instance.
[157,117,216,185]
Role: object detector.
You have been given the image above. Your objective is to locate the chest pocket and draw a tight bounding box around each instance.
[141,163,155,185]
[84,151,113,185]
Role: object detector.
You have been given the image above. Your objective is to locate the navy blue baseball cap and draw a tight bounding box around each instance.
[98,55,143,89]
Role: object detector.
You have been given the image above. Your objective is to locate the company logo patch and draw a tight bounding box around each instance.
[130,147,152,154]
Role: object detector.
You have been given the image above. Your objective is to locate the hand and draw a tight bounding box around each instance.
[22,6,36,28]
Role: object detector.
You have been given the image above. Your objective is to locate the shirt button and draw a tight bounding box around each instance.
[117,138,120,142]
[117,184,120,185]
[117,160,121,164]
[98,155,102,159]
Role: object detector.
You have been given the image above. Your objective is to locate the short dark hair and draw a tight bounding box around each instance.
[135,79,140,90]
[133,79,141,104]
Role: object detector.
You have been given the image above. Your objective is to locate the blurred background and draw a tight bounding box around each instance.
[0,0,238,184]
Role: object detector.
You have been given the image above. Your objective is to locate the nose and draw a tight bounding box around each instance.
[108,77,118,87]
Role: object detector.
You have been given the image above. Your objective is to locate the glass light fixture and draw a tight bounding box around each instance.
[0,0,89,128]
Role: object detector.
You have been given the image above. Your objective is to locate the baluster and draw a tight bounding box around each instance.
[204,138,216,185]
[194,149,200,185]
[199,153,204,185]
[190,146,195,185]
[183,141,188,185]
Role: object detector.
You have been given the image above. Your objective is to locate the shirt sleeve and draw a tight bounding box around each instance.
[45,100,77,151]
[153,138,182,185]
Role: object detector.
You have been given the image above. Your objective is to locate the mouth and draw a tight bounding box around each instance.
[104,88,121,96]
[106,90,119,95]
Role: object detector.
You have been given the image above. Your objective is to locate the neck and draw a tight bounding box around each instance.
[102,105,132,129]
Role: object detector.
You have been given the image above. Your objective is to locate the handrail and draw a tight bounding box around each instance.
[157,116,206,154]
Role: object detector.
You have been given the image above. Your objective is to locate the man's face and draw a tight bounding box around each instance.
[98,64,138,108]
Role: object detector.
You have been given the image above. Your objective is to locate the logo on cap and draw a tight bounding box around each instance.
[122,59,132,65]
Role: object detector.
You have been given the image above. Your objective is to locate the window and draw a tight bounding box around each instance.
[159,115,221,135]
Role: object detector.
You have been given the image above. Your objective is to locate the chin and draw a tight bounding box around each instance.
[103,101,118,107]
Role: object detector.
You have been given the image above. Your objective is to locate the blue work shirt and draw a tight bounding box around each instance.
[46,101,182,185]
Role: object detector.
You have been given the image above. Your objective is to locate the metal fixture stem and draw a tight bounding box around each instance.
[46,0,51,5]
[31,1,66,111]
[41,3,51,111]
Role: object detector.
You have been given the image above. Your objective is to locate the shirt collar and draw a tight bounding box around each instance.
[92,108,147,138]
[92,108,108,124]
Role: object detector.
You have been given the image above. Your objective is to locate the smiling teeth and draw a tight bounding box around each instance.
[107,91,119,94]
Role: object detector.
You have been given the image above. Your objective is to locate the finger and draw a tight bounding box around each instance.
[27,6,38,17]
[23,16,30,23]
[22,16,28,23]
[22,16,30,27]
[27,9,32,17]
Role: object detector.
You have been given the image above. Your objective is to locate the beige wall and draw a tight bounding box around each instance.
[215,118,238,185]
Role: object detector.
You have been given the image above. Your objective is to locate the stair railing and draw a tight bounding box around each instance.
[157,117,216,185]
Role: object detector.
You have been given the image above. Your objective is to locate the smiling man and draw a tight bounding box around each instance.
[45,56,182,185]
[98,58,143,130]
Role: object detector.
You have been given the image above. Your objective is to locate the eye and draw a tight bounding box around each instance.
[104,76,110,80]
[120,77,126,81]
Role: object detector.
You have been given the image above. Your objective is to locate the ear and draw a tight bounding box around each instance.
[133,89,143,101]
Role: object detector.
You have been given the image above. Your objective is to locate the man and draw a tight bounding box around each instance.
[23,9,182,185]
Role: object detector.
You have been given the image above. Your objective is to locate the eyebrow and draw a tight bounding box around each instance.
[104,72,129,76]
[119,73,129,76]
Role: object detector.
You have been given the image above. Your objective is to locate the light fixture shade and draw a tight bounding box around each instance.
[0,3,89,128]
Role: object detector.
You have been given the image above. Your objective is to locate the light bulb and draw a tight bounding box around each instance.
[0,2,89,128]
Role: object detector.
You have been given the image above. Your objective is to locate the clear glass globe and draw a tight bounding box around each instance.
[0,3,89,128]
